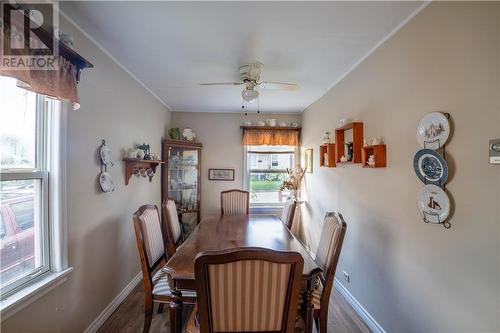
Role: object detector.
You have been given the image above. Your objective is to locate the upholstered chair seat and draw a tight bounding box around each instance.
[151,269,197,297]
[190,248,304,333]
[303,212,347,333]
[133,204,196,333]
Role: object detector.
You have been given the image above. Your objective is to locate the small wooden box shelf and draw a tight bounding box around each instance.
[361,145,387,168]
[335,122,364,163]
[319,144,336,167]
[123,159,164,185]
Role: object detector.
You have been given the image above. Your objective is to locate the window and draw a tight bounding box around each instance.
[245,145,296,206]
[0,76,56,298]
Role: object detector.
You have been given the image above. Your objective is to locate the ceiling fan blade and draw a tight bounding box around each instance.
[199,82,243,86]
[258,81,299,91]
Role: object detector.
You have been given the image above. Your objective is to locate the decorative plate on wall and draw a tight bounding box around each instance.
[413,148,448,185]
[100,142,113,165]
[99,172,115,193]
[417,184,450,224]
[416,112,450,149]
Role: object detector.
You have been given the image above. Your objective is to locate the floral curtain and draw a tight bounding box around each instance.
[0,9,80,109]
[242,128,300,146]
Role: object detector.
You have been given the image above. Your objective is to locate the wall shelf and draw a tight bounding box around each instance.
[361,145,387,168]
[319,143,336,167]
[335,122,364,163]
[123,159,164,185]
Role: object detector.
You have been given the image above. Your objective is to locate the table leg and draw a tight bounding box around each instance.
[302,286,314,333]
[169,291,183,333]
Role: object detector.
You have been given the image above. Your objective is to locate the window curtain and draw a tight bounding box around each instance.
[242,129,300,146]
[0,11,80,109]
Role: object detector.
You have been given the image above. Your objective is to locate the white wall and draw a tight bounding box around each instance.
[1,14,170,333]
[299,2,500,332]
[171,112,301,217]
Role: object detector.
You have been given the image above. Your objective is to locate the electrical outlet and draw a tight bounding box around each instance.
[342,270,350,283]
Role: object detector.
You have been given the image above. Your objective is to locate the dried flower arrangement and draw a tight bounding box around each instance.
[280,167,306,199]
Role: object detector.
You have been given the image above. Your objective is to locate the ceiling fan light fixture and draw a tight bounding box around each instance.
[241,88,259,103]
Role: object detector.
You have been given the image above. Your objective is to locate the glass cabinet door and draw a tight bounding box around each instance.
[167,146,200,235]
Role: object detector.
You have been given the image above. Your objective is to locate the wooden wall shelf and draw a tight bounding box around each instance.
[319,144,336,167]
[123,159,164,185]
[335,122,363,163]
[361,145,387,168]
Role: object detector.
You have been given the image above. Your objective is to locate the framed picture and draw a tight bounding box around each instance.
[305,148,313,173]
[208,168,235,181]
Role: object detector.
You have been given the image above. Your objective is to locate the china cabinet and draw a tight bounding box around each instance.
[162,139,202,236]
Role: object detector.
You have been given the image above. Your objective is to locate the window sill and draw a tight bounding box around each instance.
[250,206,284,214]
[0,267,73,321]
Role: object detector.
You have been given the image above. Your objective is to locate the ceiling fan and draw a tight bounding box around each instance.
[200,62,299,106]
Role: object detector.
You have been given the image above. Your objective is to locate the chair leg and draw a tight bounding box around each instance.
[143,296,154,333]
[158,303,165,314]
[319,313,327,333]
[314,316,320,331]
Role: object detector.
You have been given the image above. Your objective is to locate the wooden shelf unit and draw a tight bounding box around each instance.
[123,159,164,185]
[319,143,336,167]
[361,145,387,168]
[335,122,363,163]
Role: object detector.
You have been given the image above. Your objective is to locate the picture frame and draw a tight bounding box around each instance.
[305,148,313,173]
[208,168,235,181]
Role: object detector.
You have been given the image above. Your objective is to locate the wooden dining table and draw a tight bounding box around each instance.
[163,214,322,333]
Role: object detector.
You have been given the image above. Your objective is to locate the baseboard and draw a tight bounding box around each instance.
[334,278,386,333]
[84,272,142,333]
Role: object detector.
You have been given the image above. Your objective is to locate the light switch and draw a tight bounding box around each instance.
[489,139,500,164]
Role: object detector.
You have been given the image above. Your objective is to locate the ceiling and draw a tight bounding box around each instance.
[61,1,425,113]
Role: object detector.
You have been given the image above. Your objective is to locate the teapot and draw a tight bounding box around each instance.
[182,128,196,141]
[266,119,277,127]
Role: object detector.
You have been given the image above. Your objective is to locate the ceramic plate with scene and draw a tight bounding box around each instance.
[416,112,450,149]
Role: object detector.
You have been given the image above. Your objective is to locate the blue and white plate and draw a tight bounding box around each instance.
[413,149,448,185]
[417,184,450,224]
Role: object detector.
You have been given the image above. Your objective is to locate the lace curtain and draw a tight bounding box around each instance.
[0,11,80,109]
[242,129,300,146]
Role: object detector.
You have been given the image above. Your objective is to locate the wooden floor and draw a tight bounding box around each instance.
[98,282,371,333]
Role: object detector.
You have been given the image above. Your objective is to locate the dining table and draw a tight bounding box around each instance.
[163,214,322,333]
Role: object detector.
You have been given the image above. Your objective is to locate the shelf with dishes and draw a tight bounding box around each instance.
[123,158,164,185]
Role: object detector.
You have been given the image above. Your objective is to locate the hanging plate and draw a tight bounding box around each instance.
[416,112,450,149]
[413,149,448,185]
[100,143,113,166]
[99,172,115,193]
[417,184,450,224]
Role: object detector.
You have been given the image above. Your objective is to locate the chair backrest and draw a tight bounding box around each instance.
[162,198,183,257]
[195,248,304,333]
[220,189,249,215]
[133,205,168,293]
[281,199,297,229]
[315,212,347,311]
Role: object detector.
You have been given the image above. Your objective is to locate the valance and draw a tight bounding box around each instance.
[241,127,301,146]
[0,5,91,110]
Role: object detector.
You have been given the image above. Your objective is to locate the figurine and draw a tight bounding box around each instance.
[137,143,151,160]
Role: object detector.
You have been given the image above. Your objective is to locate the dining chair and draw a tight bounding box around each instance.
[190,247,304,333]
[309,212,347,333]
[220,189,249,215]
[133,204,196,333]
[162,198,184,257]
[281,198,297,230]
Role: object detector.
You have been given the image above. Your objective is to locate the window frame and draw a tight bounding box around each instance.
[0,84,69,311]
[244,145,298,207]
